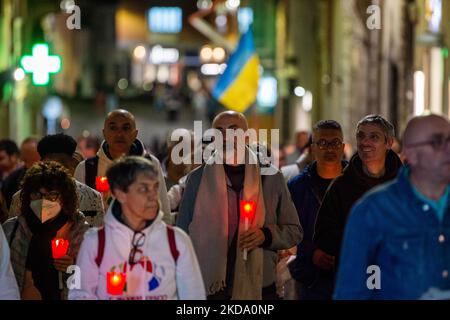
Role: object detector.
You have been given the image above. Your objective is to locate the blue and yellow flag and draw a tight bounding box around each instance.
[213,27,260,113]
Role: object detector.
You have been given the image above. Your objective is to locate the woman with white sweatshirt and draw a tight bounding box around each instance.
[69,156,205,300]
[0,225,20,300]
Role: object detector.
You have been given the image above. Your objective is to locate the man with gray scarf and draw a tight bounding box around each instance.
[177,111,303,300]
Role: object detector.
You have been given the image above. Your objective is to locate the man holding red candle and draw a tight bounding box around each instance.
[69,156,205,300]
[74,109,171,223]
[177,111,303,300]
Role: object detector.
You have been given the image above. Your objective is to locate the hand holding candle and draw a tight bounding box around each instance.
[107,272,127,295]
[240,200,256,261]
[95,176,110,193]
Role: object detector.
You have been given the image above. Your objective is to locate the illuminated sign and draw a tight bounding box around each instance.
[20,43,61,85]
[148,7,182,34]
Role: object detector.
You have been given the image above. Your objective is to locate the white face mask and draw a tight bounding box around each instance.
[30,199,61,223]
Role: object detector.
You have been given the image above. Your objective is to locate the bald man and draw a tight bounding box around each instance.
[74,109,171,223]
[177,111,302,300]
[1,137,40,210]
[334,114,450,299]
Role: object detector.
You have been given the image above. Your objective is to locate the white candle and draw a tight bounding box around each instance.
[243,217,249,261]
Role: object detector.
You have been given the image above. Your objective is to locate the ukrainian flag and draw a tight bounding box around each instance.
[213,27,260,113]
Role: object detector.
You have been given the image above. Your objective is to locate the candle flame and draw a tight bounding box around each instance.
[111,273,123,286]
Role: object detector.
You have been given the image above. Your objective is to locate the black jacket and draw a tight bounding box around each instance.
[313,150,403,258]
[1,166,27,210]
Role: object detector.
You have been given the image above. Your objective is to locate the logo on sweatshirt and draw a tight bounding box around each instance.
[111,257,164,293]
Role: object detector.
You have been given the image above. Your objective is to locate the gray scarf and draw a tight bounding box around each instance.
[189,147,265,299]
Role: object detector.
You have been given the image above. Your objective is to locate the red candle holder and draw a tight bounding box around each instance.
[51,238,69,259]
[107,272,126,295]
[96,176,110,193]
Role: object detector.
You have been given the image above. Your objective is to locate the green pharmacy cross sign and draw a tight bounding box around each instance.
[20,43,61,86]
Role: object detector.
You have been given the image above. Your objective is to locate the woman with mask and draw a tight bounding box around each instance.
[3,161,89,300]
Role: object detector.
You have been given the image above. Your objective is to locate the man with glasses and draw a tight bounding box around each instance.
[69,156,205,300]
[313,114,403,299]
[335,114,450,299]
[287,120,347,299]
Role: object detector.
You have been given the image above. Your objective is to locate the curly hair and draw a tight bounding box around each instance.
[20,161,79,221]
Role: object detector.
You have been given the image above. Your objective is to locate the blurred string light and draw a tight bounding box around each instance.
[257,77,277,108]
[59,0,75,11]
[302,91,313,112]
[187,72,202,91]
[212,47,226,62]
[143,82,153,91]
[20,43,61,86]
[42,96,63,135]
[82,130,90,138]
[414,71,425,116]
[42,96,63,120]
[133,45,146,60]
[13,68,25,81]
[117,78,128,90]
[225,0,240,10]
[215,15,227,28]
[148,7,182,34]
[61,118,71,130]
[238,7,253,33]
[200,63,227,76]
[150,45,179,64]
[294,86,306,97]
[200,46,213,62]
[197,0,212,10]
[443,47,449,59]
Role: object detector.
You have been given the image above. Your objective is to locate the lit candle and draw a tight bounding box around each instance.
[51,238,69,259]
[95,176,110,193]
[107,272,126,296]
[240,200,256,261]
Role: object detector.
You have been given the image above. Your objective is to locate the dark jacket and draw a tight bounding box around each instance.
[287,161,347,287]
[314,150,403,259]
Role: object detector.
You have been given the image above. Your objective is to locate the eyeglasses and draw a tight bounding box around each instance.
[313,139,343,150]
[406,134,450,151]
[30,190,60,202]
[128,231,145,266]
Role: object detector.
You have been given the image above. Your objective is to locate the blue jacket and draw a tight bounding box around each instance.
[334,167,450,300]
[287,161,347,287]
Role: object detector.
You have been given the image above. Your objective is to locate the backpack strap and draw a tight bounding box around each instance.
[85,156,99,189]
[95,227,106,268]
[166,226,179,264]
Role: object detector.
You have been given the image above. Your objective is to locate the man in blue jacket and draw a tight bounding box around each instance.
[334,114,450,299]
[288,120,346,299]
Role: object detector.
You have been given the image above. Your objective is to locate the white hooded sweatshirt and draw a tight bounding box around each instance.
[68,200,205,300]
[0,225,20,300]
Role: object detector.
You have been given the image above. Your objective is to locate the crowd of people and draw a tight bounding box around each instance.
[0,108,449,300]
